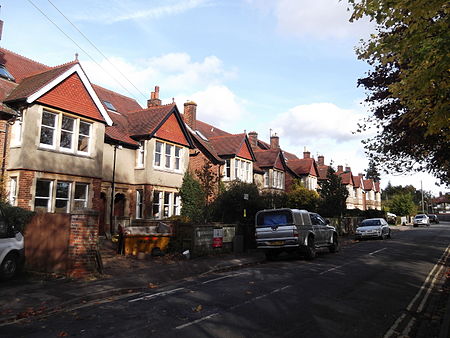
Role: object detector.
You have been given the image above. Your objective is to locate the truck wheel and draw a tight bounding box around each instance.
[0,253,18,281]
[305,236,316,260]
[329,234,339,253]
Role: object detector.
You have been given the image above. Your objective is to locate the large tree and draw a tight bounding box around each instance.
[348,0,450,184]
[318,167,349,217]
[365,159,381,182]
[287,179,320,211]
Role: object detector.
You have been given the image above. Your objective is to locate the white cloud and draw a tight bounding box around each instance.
[248,0,374,39]
[76,0,211,23]
[273,102,363,143]
[176,85,249,131]
[80,52,236,101]
[80,52,246,129]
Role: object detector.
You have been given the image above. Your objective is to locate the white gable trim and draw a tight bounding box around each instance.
[26,64,113,126]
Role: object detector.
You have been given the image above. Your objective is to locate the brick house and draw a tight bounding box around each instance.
[287,151,319,191]
[335,165,356,209]
[0,48,111,215]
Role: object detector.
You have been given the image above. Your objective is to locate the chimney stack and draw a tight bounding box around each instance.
[270,134,280,149]
[147,86,161,107]
[303,151,311,159]
[345,166,351,172]
[183,101,197,130]
[317,155,324,166]
[248,131,258,148]
[337,165,344,172]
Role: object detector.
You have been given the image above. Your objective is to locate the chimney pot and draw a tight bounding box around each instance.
[248,131,258,148]
[303,151,311,159]
[183,101,197,130]
[345,166,351,172]
[270,134,280,149]
[317,155,324,166]
[148,85,162,107]
[337,165,344,172]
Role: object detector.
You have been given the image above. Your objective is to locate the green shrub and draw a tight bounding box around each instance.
[0,201,34,233]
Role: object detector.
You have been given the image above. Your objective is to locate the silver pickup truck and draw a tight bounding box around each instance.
[255,208,339,260]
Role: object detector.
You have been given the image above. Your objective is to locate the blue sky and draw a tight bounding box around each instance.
[1,0,446,195]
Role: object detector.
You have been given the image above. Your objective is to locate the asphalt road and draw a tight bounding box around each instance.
[2,222,449,338]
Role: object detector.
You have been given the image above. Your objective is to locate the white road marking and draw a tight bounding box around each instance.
[202,272,245,285]
[384,244,450,338]
[319,262,352,275]
[175,285,292,330]
[128,287,185,303]
[369,248,387,256]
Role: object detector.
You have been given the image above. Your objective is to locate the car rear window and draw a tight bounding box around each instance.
[415,215,425,219]
[257,210,293,227]
[360,219,381,226]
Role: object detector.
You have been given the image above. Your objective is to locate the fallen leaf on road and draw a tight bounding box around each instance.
[58,331,69,337]
[193,305,203,312]
[246,291,252,295]
[148,283,158,289]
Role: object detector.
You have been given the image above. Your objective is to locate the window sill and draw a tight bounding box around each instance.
[153,167,183,175]
[37,146,93,159]
[135,166,145,170]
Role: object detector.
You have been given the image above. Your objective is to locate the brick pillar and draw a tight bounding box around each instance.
[17,170,35,210]
[68,209,99,278]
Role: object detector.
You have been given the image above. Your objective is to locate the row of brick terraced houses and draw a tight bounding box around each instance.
[0,48,381,234]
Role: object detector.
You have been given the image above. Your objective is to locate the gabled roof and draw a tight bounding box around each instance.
[353,175,363,188]
[253,162,265,174]
[336,171,354,186]
[317,165,330,180]
[255,139,299,161]
[188,129,224,165]
[288,158,319,177]
[94,84,142,114]
[254,149,283,169]
[208,133,256,161]
[4,61,113,125]
[363,179,374,191]
[106,103,194,149]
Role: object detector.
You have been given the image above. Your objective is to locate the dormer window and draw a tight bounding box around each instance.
[0,64,15,82]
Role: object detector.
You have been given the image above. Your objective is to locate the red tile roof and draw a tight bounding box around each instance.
[254,149,283,169]
[209,133,255,160]
[5,62,77,102]
[189,131,224,164]
[94,84,142,114]
[0,78,17,104]
[0,47,50,83]
[337,171,354,186]
[256,139,299,161]
[127,104,175,136]
[353,175,362,188]
[196,120,231,138]
[318,165,330,180]
[288,158,318,177]
[253,162,265,174]
[363,179,374,190]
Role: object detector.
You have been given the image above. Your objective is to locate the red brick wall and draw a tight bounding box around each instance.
[189,151,221,200]
[68,211,99,278]
[17,170,35,210]
[91,178,102,211]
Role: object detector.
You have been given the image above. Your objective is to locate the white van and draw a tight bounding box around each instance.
[0,209,24,280]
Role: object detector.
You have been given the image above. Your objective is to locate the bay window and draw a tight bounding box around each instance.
[153,140,184,172]
[55,182,71,213]
[151,190,182,219]
[34,180,52,212]
[39,110,92,155]
[74,183,89,209]
[34,179,90,212]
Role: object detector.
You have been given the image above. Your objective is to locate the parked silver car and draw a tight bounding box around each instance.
[0,210,24,281]
[255,208,339,260]
[413,214,430,227]
[355,218,391,240]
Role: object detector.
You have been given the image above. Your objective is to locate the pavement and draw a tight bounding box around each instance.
[0,224,448,338]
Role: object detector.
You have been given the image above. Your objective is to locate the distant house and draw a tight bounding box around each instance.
[287,151,319,191]
[336,165,356,209]
[431,193,450,214]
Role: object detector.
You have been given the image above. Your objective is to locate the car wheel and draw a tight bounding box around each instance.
[329,234,339,253]
[0,253,18,281]
[305,236,316,260]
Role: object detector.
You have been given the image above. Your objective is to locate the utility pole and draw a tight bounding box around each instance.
[421,180,424,214]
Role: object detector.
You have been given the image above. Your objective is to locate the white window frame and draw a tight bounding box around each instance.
[136,141,145,168]
[136,189,144,219]
[40,111,58,149]
[55,181,72,213]
[60,115,75,152]
[8,177,17,206]
[73,183,89,209]
[173,193,181,216]
[264,170,269,187]
[77,120,91,155]
[153,140,184,172]
[34,179,53,212]
[224,159,231,179]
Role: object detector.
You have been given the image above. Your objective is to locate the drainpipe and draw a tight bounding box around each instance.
[110,143,121,235]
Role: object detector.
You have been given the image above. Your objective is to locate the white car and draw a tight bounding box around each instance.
[413,214,430,227]
[355,218,391,240]
[0,211,24,281]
